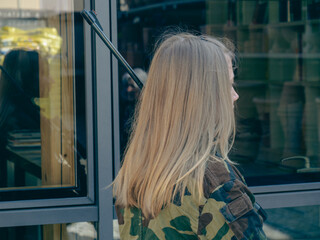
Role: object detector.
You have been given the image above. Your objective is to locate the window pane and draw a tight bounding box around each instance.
[0,222,97,240]
[0,1,87,194]
[264,205,320,239]
[117,0,320,186]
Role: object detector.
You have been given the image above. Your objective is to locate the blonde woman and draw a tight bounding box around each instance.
[114,32,267,240]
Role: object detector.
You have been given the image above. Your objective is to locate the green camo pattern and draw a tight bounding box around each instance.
[116,160,267,240]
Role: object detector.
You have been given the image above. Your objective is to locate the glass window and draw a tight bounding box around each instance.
[117,0,320,186]
[0,222,97,240]
[0,1,87,200]
[264,205,320,239]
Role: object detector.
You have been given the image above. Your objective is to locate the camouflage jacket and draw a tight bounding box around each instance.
[116,160,267,240]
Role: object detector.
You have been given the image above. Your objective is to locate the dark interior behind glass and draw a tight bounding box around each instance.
[117,0,320,186]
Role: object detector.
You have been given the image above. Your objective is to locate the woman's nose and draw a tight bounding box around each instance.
[232,87,239,102]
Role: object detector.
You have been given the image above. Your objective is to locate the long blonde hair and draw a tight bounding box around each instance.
[113,32,236,218]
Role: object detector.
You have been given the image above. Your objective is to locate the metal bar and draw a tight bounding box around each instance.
[0,197,94,210]
[250,182,320,194]
[0,205,98,227]
[81,9,144,89]
[91,1,114,238]
[255,190,320,209]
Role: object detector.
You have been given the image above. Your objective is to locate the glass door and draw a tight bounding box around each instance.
[0,0,88,200]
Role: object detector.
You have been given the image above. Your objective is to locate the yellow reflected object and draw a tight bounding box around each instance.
[0,26,62,64]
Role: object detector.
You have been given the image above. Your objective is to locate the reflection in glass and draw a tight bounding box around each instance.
[0,222,97,240]
[0,50,46,187]
[264,205,320,240]
[119,68,147,154]
[117,0,320,185]
[0,1,86,191]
